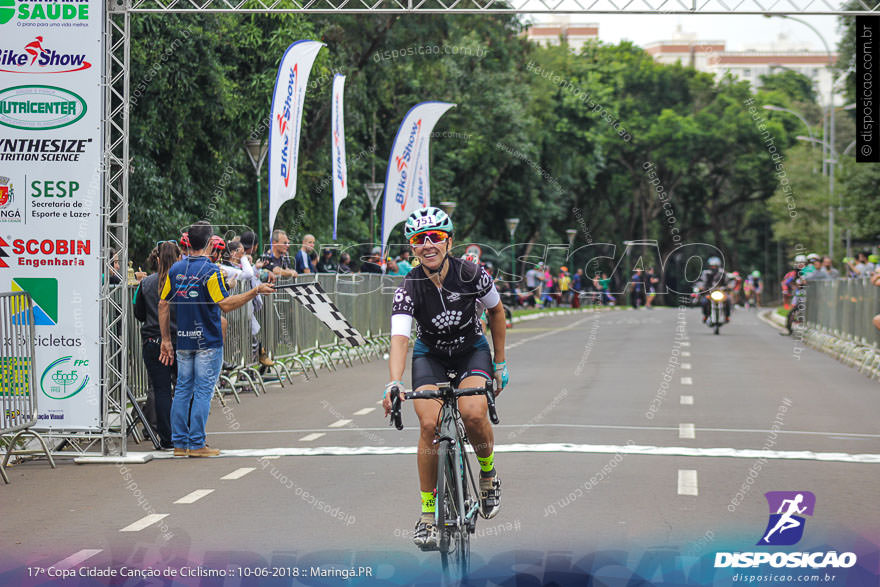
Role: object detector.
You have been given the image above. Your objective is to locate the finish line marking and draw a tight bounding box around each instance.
[136,444,880,464]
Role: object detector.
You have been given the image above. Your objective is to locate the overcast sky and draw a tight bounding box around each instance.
[524,14,844,53]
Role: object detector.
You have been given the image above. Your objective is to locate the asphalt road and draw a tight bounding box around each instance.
[2,305,879,586]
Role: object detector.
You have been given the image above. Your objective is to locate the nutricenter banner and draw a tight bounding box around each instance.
[0,0,103,431]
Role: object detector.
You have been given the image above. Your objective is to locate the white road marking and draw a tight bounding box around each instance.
[682,351,691,357]
[353,408,376,416]
[120,514,168,532]
[208,424,880,440]
[221,467,255,480]
[259,455,280,460]
[680,395,694,405]
[679,423,696,439]
[678,470,699,496]
[507,315,596,349]
[681,377,693,385]
[681,341,690,347]
[299,433,325,441]
[144,444,880,464]
[53,549,103,569]
[681,363,692,370]
[328,419,352,428]
[174,489,214,504]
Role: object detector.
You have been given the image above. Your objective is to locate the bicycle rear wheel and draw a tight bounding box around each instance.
[437,440,469,579]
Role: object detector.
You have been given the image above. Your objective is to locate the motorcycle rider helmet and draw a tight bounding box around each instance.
[707,256,721,267]
[404,206,454,240]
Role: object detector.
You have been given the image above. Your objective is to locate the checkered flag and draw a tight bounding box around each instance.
[279,282,366,347]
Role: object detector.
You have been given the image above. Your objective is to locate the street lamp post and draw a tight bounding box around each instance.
[244,139,269,252]
[765,13,837,258]
[438,201,457,217]
[364,183,384,247]
[505,218,520,281]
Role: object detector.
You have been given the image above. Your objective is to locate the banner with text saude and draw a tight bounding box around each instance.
[0,0,104,431]
[380,101,454,255]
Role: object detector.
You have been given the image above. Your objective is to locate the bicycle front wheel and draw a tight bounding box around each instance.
[437,440,469,580]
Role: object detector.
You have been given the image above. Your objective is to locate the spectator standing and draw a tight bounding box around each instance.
[294,234,317,274]
[630,268,645,309]
[316,248,337,273]
[386,258,407,276]
[645,267,659,309]
[360,247,384,274]
[338,252,353,274]
[571,268,584,308]
[257,229,298,279]
[238,231,272,367]
[133,241,180,449]
[159,222,275,457]
[396,250,413,275]
[558,267,571,306]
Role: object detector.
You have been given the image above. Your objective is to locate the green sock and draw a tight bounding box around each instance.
[421,491,436,514]
[478,452,495,474]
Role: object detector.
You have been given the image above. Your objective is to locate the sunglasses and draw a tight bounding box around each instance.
[409,231,450,247]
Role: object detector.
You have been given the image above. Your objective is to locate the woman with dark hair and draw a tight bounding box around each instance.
[133,240,181,449]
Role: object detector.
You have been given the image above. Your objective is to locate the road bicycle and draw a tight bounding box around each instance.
[388,380,499,580]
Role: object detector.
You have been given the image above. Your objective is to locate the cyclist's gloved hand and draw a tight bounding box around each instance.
[493,361,509,392]
[383,380,404,416]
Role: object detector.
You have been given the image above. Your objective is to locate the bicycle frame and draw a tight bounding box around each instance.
[389,381,499,579]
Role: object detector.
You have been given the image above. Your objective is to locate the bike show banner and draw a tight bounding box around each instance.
[331,74,346,240]
[0,0,103,430]
[268,39,324,234]
[380,101,455,254]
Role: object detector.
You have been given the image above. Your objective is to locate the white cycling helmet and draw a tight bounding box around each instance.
[707,256,722,267]
[794,254,807,264]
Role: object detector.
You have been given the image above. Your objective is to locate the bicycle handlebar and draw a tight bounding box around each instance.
[388,381,500,430]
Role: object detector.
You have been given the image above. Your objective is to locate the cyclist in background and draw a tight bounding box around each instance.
[381,207,508,551]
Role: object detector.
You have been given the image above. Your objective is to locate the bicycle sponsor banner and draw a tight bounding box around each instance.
[0,0,103,430]
[331,74,346,240]
[268,39,324,234]
[379,101,455,254]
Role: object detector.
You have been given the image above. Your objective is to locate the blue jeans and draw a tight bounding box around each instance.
[171,347,223,449]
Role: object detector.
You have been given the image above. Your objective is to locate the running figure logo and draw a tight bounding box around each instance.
[758,491,816,546]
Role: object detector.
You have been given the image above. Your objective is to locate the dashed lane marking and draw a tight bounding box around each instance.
[299,433,325,441]
[678,470,699,496]
[174,489,214,504]
[52,549,103,569]
[680,395,694,405]
[681,377,693,385]
[679,423,696,439]
[682,363,692,370]
[221,467,255,480]
[682,351,691,357]
[353,408,376,416]
[328,419,352,428]
[681,341,691,347]
[120,514,169,532]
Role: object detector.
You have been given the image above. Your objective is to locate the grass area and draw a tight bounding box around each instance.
[776,307,790,318]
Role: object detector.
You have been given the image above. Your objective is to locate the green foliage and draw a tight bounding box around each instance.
[127,15,830,287]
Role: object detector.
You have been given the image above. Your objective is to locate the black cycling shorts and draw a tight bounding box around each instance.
[411,337,493,391]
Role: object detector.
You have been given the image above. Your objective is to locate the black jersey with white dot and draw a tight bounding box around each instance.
[391,257,498,356]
